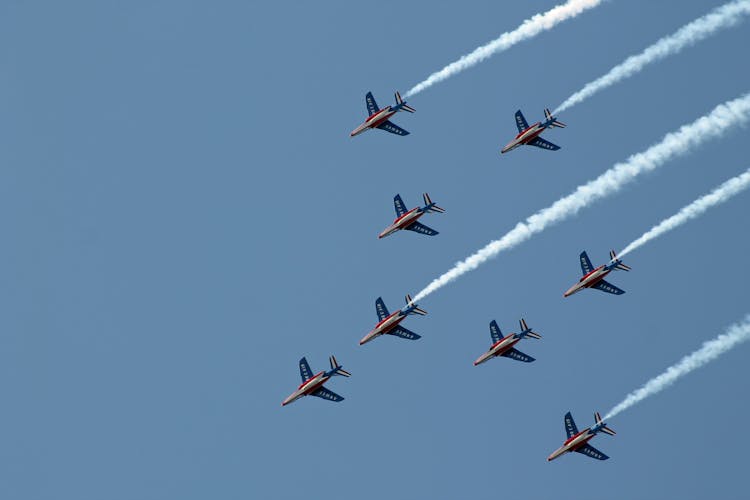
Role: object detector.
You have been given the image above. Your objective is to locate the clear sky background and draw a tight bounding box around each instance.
[1,1,749,499]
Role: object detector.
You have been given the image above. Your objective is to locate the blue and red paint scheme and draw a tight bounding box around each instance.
[360,295,426,346]
[547,411,616,461]
[281,355,351,406]
[501,108,566,154]
[473,318,541,366]
[350,91,415,137]
[564,250,631,297]
[379,193,445,239]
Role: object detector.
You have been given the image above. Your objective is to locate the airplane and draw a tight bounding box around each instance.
[281,355,351,406]
[379,193,445,239]
[360,294,426,346]
[350,91,415,137]
[564,250,631,298]
[547,411,616,461]
[501,108,566,154]
[474,318,541,366]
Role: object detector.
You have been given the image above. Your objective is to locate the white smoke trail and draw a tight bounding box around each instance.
[404,0,602,98]
[618,168,750,258]
[604,315,750,421]
[555,0,750,114]
[412,93,750,302]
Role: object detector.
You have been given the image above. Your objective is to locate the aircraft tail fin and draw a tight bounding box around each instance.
[544,108,566,128]
[329,355,351,377]
[395,91,416,113]
[609,250,632,271]
[595,411,616,435]
[422,193,445,213]
[520,318,541,339]
[405,294,427,315]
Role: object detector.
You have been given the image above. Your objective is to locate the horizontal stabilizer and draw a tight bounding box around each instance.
[395,91,415,113]
[405,294,427,315]
[423,193,445,213]
[609,250,631,271]
[595,412,616,435]
[329,355,351,377]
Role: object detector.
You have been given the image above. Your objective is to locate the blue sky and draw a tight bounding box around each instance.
[1,1,749,499]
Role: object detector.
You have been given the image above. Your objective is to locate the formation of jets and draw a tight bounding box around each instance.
[283,89,638,464]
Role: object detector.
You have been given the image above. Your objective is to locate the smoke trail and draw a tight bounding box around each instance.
[412,93,750,302]
[555,0,750,114]
[404,0,602,98]
[618,168,750,258]
[604,315,750,420]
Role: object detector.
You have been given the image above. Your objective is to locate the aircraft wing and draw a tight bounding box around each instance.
[365,92,379,115]
[405,221,438,236]
[489,320,503,344]
[564,412,579,438]
[580,251,594,275]
[528,137,560,151]
[592,279,625,295]
[574,444,609,460]
[311,386,344,402]
[388,325,421,340]
[515,110,529,132]
[393,194,409,217]
[375,297,390,321]
[299,357,314,382]
[501,347,535,363]
[377,120,410,136]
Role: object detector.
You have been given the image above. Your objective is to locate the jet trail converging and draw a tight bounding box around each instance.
[604,315,750,420]
[617,168,750,259]
[555,0,750,114]
[404,0,603,98]
[412,93,750,302]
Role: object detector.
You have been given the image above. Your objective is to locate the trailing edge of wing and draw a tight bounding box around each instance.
[377,120,410,136]
[501,348,535,363]
[299,357,314,382]
[564,412,579,439]
[575,444,609,460]
[405,221,438,236]
[388,325,421,340]
[579,251,594,275]
[311,387,344,402]
[375,297,390,321]
[528,137,560,151]
[592,279,625,295]
[515,110,529,133]
[365,92,379,115]
[393,195,409,217]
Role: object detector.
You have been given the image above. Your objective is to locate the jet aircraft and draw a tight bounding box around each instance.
[501,108,565,153]
[473,318,541,366]
[564,250,631,297]
[350,91,415,137]
[281,355,351,406]
[379,193,445,239]
[360,294,426,346]
[547,411,616,461]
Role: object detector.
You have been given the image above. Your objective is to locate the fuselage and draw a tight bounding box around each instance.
[351,106,397,137]
[360,310,407,345]
[564,265,612,297]
[547,428,596,461]
[379,207,425,238]
[474,333,521,365]
[281,371,330,406]
[502,121,547,153]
